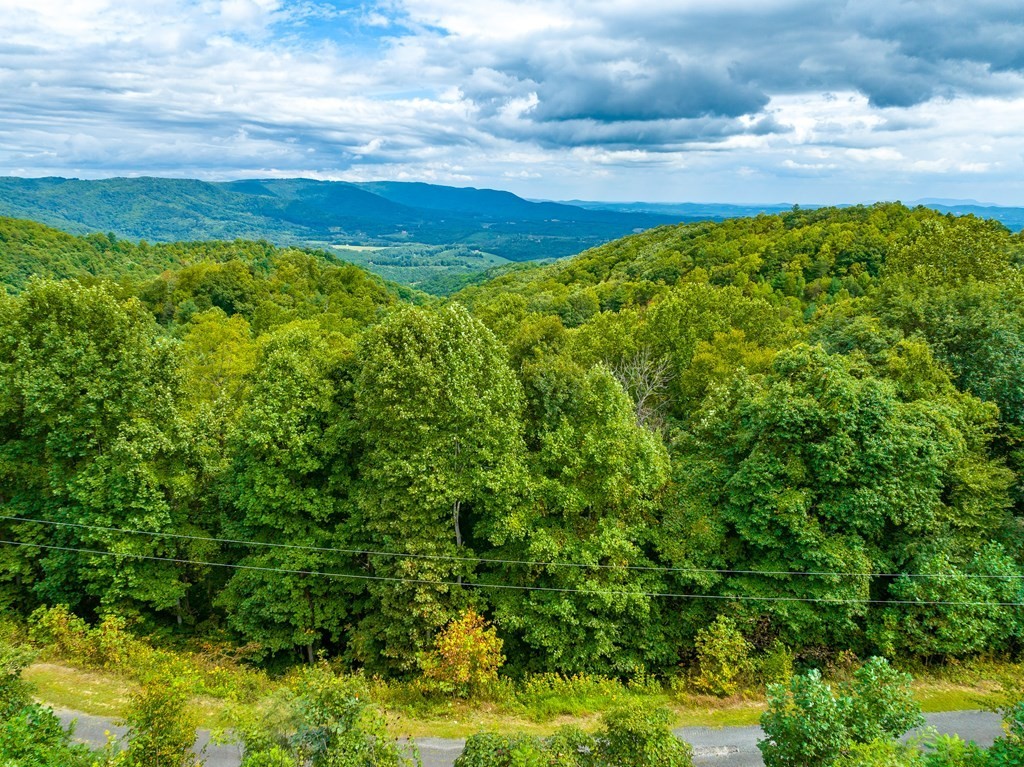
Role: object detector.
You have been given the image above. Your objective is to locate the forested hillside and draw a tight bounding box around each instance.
[0,176,677,264]
[1,202,1022,677]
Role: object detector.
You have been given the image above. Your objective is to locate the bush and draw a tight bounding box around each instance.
[835,740,923,766]
[757,641,795,688]
[0,640,105,767]
[985,701,1024,766]
[421,609,505,698]
[759,658,924,767]
[844,658,923,745]
[760,669,848,767]
[513,674,627,720]
[0,642,35,718]
[0,703,102,767]
[26,605,271,705]
[28,605,142,670]
[119,663,203,767]
[453,733,552,767]
[598,703,693,767]
[923,735,987,767]
[545,727,598,767]
[456,704,691,767]
[693,615,753,696]
[230,663,419,767]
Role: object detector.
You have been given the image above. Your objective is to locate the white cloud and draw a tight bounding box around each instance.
[0,0,1022,203]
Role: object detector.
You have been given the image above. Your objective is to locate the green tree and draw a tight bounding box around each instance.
[669,344,1012,650]
[218,321,360,662]
[0,280,200,622]
[486,360,671,675]
[869,545,1024,658]
[353,304,526,672]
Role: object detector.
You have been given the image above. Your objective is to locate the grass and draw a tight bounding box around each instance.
[24,663,234,729]
[24,661,1013,740]
[913,679,1004,713]
[25,663,136,718]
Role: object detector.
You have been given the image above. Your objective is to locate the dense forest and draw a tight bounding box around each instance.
[1,202,1023,679]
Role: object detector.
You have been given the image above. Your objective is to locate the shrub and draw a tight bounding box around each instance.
[26,605,271,705]
[693,615,753,696]
[923,735,987,767]
[0,642,35,718]
[760,669,848,767]
[119,663,203,767]
[835,740,923,766]
[27,605,143,670]
[421,608,504,698]
[757,641,794,688]
[0,641,104,767]
[0,703,101,767]
[453,733,550,767]
[230,663,419,767]
[28,605,94,662]
[456,705,692,767]
[513,673,627,720]
[759,658,924,767]
[598,703,693,767]
[843,657,923,745]
[985,701,1024,766]
[545,726,598,767]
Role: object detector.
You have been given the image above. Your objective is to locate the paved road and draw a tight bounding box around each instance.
[675,711,1005,767]
[58,709,1005,767]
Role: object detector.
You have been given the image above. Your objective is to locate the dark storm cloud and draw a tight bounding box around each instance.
[528,57,768,123]
[847,0,1024,73]
[483,113,788,151]
[402,0,1024,150]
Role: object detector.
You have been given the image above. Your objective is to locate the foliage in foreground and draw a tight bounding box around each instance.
[454,702,693,767]
[759,658,1024,767]
[227,662,419,767]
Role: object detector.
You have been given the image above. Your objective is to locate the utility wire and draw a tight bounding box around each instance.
[2,513,1021,581]
[2,539,1023,608]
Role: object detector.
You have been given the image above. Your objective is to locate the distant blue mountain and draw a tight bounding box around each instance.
[0,176,682,262]
[4,178,1019,270]
[560,200,802,218]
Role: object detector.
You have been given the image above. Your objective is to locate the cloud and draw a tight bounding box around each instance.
[0,0,1023,203]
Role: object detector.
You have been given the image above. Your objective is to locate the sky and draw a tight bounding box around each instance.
[2,0,1024,204]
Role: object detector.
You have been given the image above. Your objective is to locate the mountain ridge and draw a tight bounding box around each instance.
[0,176,682,263]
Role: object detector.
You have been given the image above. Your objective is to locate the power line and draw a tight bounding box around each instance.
[2,539,1023,608]
[2,513,1021,581]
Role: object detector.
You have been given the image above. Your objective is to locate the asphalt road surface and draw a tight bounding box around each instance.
[57,708,1005,767]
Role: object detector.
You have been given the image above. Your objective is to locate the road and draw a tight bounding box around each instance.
[57,709,1005,767]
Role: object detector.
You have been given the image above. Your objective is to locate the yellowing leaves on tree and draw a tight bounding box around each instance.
[421,609,505,698]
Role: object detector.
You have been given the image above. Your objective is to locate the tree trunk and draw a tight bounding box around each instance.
[305,586,317,663]
[453,499,463,548]
[453,499,463,586]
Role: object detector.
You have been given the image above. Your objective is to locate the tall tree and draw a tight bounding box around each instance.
[0,280,197,621]
[353,304,526,672]
[486,359,671,674]
[668,343,1013,650]
[217,320,360,662]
